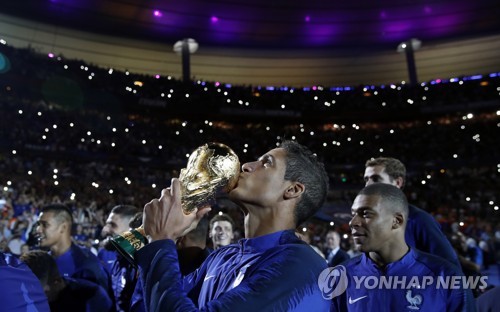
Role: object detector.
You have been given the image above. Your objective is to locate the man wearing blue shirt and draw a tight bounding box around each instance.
[20,250,113,312]
[363,157,460,268]
[35,204,110,295]
[103,206,141,312]
[0,251,50,312]
[331,184,475,311]
[136,140,331,311]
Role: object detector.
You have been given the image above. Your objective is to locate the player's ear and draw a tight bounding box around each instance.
[284,182,305,200]
[394,177,404,189]
[59,222,68,234]
[392,213,404,230]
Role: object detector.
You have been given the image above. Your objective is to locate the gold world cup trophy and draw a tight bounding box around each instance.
[110,142,240,266]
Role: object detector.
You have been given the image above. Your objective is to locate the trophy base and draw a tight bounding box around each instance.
[109,227,148,267]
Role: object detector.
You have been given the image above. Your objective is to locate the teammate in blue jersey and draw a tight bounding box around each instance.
[21,250,113,312]
[99,205,140,276]
[363,157,461,268]
[105,208,142,312]
[136,140,331,311]
[0,251,50,312]
[330,184,475,311]
[35,204,111,295]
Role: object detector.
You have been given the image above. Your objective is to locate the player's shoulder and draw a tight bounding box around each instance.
[412,248,462,275]
[336,254,363,270]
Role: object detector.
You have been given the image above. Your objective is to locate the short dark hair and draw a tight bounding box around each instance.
[185,217,209,243]
[20,250,60,285]
[209,213,235,231]
[279,140,329,226]
[128,212,143,229]
[365,157,406,187]
[41,204,73,226]
[357,183,409,219]
[111,205,140,219]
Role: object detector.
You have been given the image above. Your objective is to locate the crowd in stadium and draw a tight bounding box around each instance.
[1,43,500,311]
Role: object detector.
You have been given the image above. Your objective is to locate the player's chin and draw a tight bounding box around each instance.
[228,187,242,201]
[352,239,366,251]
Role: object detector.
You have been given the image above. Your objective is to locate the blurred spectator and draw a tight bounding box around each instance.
[450,231,484,297]
[323,230,350,266]
[346,235,362,258]
[466,237,484,269]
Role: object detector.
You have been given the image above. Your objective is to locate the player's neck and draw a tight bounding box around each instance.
[369,242,409,268]
[50,238,72,257]
[244,205,295,239]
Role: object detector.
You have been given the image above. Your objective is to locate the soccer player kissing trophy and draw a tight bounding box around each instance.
[110,142,240,266]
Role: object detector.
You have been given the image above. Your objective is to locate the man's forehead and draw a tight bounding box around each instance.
[261,147,285,159]
[364,165,386,175]
[107,212,122,221]
[39,211,55,220]
[213,220,233,228]
[352,194,381,209]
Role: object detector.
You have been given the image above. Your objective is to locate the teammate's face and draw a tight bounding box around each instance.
[102,212,130,237]
[36,211,65,248]
[210,221,234,248]
[229,148,289,208]
[325,232,339,249]
[349,195,394,253]
[363,165,395,186]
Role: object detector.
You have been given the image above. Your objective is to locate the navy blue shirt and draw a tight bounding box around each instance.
[98,248,118,274]
[50,277,114,312]
[0,252,50,312]
[331,248,475,311]
[55,243,110,294]
[111,253,138,312]
[136,230,330,311]
[406,204,460,268]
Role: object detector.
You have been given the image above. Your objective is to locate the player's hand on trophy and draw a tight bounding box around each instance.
[143,178,212,242]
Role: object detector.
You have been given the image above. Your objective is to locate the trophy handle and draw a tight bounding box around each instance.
[109,225,147,267]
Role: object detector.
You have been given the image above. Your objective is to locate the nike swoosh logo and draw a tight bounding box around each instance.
[348,295,368,304]
[204,275,215,282]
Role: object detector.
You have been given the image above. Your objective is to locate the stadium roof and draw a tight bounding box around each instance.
[1,1,500,86]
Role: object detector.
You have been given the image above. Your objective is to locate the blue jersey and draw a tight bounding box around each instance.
[50,277,113,312]
[406,204,460,269]
[135,230,330,311]
[111,253,138,312]
[331,248,475,312]
[0,252,50,312]
[55,243,110,294]
[98,248,117,274]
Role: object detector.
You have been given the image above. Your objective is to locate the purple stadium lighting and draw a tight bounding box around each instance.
[155,74,160,79]
[305,16,311,22]
[211,16,219,23]
[48,53,54,58]
[153,10,162,18]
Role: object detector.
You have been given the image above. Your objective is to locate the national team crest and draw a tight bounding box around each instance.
[405,289,423,310]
